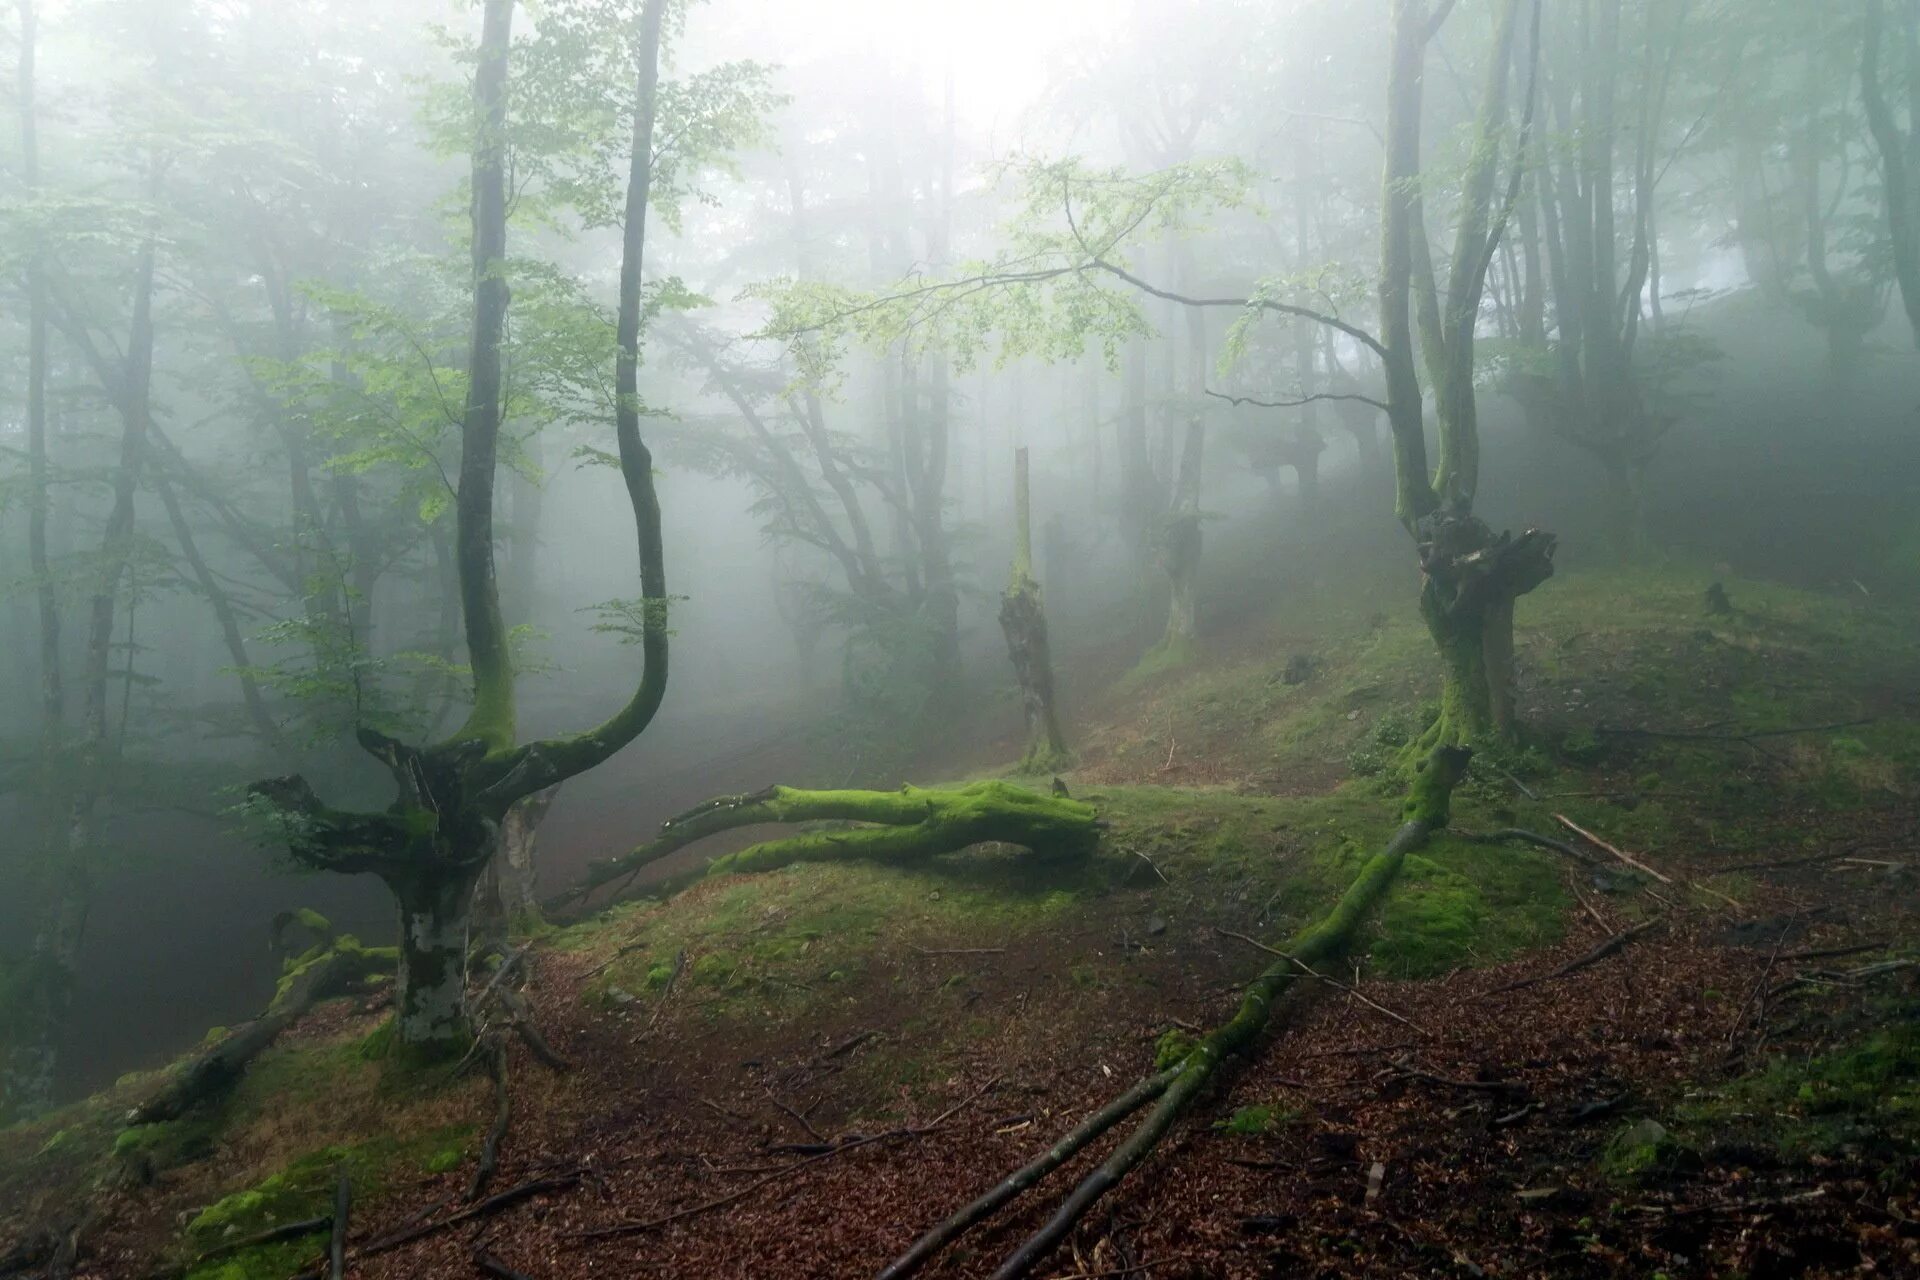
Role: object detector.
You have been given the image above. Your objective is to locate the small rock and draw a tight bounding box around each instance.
[928,890,942,901]
[606,986,636,1005]
[1516,1186,1561,1204]
[1146,915,1168,936]
[1346,709,1360,721]
[1620,1118,1669,1149]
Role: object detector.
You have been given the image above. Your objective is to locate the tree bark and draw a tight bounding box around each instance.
[1865,0,1920,348]
[998,449,1071,772]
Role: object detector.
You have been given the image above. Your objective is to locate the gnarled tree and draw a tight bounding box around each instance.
[249,0,673,1050]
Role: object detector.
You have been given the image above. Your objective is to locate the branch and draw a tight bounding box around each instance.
[1205,387,1390,413]
[1087,257,1388,360]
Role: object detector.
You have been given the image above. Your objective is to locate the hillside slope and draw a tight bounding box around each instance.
[4,567,1919,1279]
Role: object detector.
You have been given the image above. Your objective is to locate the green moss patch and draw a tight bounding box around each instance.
[1366,835,1568,979]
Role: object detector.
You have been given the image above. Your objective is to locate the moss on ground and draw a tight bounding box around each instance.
[177,1126,469,1278]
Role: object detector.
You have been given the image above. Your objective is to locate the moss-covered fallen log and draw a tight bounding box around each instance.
[126,933,394,1130]
[570,780,1100,901]
[879,746,1473,1280]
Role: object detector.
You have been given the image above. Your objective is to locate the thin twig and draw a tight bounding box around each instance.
[1214,928,1429,1037]
[1596,718,1873,743]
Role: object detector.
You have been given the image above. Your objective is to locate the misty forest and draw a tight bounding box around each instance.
[5,0,1920,1275]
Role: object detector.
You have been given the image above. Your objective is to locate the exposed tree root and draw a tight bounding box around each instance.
[881,747,1473,1280]
[571,781,1100,902]
[467,1043,511,1202]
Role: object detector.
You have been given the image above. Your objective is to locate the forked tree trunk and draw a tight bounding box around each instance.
[1414,510,1555,750]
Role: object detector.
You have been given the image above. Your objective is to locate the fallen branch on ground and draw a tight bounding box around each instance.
[1553,814,1673,884]
[1597,718,1873,744]
[467,1043,511,1201]
[128,935,393,1128]
[1457,828,1598,865]
[353,1174,582,1260]
[1213,928,1430,1037]
[879,746,1473,1280]
[1381,1057,1526,1097]
[1480,916,1665,998]
[567,781,1101,903]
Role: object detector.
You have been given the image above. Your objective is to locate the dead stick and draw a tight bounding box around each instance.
[1214,928,1429,1037]
[1596,718,1873,743]
[1457,828,1597,866]
[1384,1057,1525,1095]
[875,1068,1181,1280]
[1490,764,1539,801]
[768,1089,824,1142]
[468,1044,511,1202]
[1553,814,1673,884]
[1776,940,1889,962]
[356,1175,580,1260]
[1480,916,1664,998]
[911,946,1008,957]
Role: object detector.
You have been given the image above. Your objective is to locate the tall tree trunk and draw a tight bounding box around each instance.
[1865,0,1920,347]
[390,859,491,1045]
[1153,253,1207,658]
[1117,334,1155,572]
[999,449,1070,772]
[452,0,518,753]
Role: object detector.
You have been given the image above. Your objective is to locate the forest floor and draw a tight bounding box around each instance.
[5,566,1920,1279]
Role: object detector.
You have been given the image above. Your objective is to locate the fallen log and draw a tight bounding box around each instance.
[127,934,394,1127]
[568,781,1101,902]
[880,746,1473,1280]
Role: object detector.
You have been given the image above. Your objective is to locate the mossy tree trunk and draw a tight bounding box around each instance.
[1415,510,1555,749]
[1864,0,1920,350]
[574,781,1100,901]
[1381,0,1552,752]
[249,0,675,1052]
[999,449,1072,772]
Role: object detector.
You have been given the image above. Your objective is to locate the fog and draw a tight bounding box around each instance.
[2,0,1917,1168]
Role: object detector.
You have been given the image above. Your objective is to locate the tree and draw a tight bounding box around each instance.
[1863,0,1920,348]
[998,448,1071,772]
[249,0,676,1050]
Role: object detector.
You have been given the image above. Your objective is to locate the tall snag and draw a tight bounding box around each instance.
[998,448,1072,772]
[249,0,673,1051]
